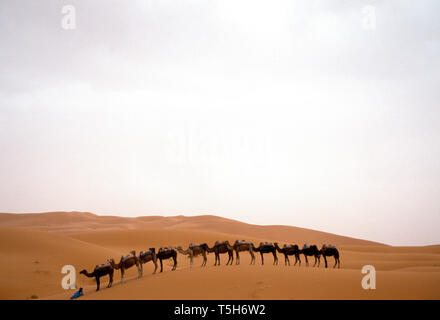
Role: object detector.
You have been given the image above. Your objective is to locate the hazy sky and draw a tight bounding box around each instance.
[1,0,439,245]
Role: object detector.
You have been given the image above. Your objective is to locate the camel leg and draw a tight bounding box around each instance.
[120,267,125,282]
[173,256,177,271]
[236,251,240,265]
[333,256,337,268]
[139,262,144,277]
[153,258,158,274]
[273,252,278,265]
[202,252,207,267]
[108,271,113,288]
[261,253,264,265]
[323,256,328,268]
[250,251,255,265]
[160,259,163,272]
[313,256,317,267]
[305,255,309,267]
[96,276,100,291]
[137,262,142,278]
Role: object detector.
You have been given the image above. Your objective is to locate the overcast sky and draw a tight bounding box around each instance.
[1,0,439,245]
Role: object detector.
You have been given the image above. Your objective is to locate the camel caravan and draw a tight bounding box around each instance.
[79,242,340,292]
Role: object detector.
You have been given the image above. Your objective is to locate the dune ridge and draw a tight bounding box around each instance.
[0,211,384,246]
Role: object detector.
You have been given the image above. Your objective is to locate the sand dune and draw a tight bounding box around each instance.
[43,244,440,300]
[45,263,440,300]
[0,211,383,246]
[0,212,438,300]
[0,227,119,299]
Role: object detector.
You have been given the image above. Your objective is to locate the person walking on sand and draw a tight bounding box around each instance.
[70,287,83,299]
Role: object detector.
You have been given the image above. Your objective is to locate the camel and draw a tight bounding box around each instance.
[175,243,209,268]
[107,250,142,281]
[320,244,341,268]
[156,246,178,272]
[274,243,301,266]
[139,248,158,275]
[300,245,321,267]
[79,263,113,291]
[233,240,256,265]
[253,242,278,265]
[207,241,234,266]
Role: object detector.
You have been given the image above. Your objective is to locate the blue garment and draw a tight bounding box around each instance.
[70,288,83,299]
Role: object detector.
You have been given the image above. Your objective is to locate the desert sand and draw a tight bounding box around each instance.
[0,211,439,300]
